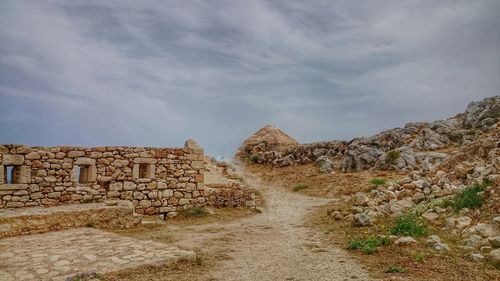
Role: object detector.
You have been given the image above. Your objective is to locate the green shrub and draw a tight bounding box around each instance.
[412,251,426,262]
[442,182,488,213]
[347,236,391,254]
[292,183,309,192]
[180,206,209,217]
[370,178,386,187]
[385,265,407,273]
[385,150,401,164]
[85,222,96,228]
[249,155,260,163]
[390,214,427,237]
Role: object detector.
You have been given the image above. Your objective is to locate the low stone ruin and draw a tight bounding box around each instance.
[0,139,255,219]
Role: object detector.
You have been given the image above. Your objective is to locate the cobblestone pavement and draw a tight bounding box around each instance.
[0,228,195,281]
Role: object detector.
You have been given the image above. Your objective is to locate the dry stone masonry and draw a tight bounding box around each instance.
[0,140,205,218]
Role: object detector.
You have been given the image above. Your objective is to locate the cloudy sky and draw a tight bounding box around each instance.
[1,0,499,157]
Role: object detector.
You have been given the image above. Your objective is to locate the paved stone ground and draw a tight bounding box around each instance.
[0,228,195,281]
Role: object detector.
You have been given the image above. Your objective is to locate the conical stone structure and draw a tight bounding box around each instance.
[235,125,299,159]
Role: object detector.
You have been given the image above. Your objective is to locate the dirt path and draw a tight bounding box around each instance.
[125,171,377,281]
[207,172,375,281]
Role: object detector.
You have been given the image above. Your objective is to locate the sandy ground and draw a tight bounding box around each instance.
[207,173,376,281]
[112,168,377,281]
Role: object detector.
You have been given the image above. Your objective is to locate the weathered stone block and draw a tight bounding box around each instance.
[133,158,157,164]
[179,198,190,205]
[67,151,85,158]
[191,161,204,169]
[6,202,24,208]
[123,181,136,191]
[162,189,173,198]
[25,152,41,160]
[109,182,123,191]
[75,158,95,166]
[2,155,24,165]
[139,200,152,207]
[47,192,61,198]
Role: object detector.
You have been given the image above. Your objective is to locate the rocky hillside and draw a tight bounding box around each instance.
[238,95,500,270]
[237,96,499,174]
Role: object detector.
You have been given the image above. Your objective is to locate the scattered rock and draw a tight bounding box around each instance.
[492,217,500,230]
[469,253,485,262]
[474,223,498,238]
[433,243,449,253]
[395,236,417,245]
[426,235,442,245]
[488,248,500,266]
[421,212,439,222]
[488,236,500,248]
[315,156,334,173]
[353,213,374,227]
[462,235,484,248]
[354,193,370,206]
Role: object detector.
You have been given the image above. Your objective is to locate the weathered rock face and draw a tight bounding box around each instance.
[315,156,334,173]
[235,125,299,159]
[463,95,500,130]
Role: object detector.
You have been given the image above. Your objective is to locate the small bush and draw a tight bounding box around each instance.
[292,183,309,192]
[442,182,488,213]
[195,255,203,266]
[249,155,260,163]
[69,273,101,281]
[385,150,401,164]
[180,206,209,217]
[347,236,391,254]
[370,178,386,187]
[385,265,407,273]
[412,251,425,262]
[390,214,427,237]
[85,222,96,228]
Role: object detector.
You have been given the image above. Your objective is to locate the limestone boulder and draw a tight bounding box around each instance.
[463,96,500,130]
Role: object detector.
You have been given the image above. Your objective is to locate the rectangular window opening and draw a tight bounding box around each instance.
[138,163,151,179]
[4,165,21,184]
[78,165,91,184]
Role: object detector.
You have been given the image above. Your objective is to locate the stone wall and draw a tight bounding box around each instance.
[0,142,205,217]
[0,202,141,238]
[205,182,255,208]
[251,140,347,166]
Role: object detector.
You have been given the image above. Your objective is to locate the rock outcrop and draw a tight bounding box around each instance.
[236,96,500,174]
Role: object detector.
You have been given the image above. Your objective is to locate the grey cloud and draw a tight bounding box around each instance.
[1,0,499,157]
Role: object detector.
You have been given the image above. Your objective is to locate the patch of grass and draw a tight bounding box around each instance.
[179,206,209,218]
[390,214,427,237]
[385,150,401,164]
[412,251,426,262]
[195,255,203,266]
[370,178,386,187]
[255,208,263,213]
[292,183,309,192]
[347,236,391,254]
[442,181,490,213]
[385,265,407,273]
